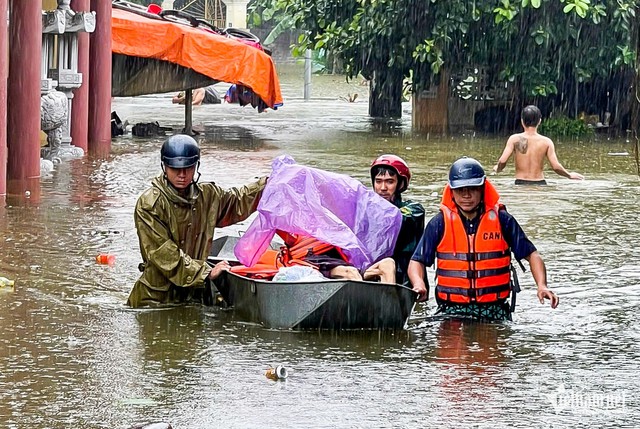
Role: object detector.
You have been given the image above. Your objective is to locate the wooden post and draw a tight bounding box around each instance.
[184,89,193,135]
[0,0,7,196]
[7,0,42,197]
[88,0,112,157]
[412,70,449,135]
[70,0,90,152]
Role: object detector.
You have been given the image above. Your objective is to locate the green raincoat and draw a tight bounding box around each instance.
[127,175,267,308]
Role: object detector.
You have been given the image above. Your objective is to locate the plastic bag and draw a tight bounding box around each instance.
[234,155,402,271]
[272,266,327,282]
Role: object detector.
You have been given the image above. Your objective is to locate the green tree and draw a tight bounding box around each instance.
[251,0,639,126]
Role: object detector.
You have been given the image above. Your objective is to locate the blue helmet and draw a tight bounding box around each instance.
[448,157,486,189]
[161,134,200,168]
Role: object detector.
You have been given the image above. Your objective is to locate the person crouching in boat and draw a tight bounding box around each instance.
[127,134,268,308]
[369,155,426,287]
[277,232,397,284]
[407,157,559,321]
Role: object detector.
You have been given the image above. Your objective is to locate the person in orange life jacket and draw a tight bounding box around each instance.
[369,155,426,286]
[407,157,559,321]
[286,232,397,284]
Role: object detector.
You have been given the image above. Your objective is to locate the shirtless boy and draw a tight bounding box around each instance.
[492,105,584,184]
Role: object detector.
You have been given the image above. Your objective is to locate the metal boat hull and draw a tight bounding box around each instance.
[214,271,417,330]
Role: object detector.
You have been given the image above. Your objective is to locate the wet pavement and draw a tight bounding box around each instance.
[0,64,639,428]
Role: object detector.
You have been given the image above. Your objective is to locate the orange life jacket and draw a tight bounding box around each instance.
[435,181,511,304]
[230,232,347,279]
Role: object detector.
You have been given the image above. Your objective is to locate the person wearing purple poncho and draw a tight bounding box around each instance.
[234,155,403,282]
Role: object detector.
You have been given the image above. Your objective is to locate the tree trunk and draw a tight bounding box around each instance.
[411,69,449,135]
[368,67,403,119]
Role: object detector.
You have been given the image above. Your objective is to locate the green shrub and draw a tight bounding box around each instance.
[539,117,594,139]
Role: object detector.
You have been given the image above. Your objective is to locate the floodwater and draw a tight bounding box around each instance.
[1,65,639,428]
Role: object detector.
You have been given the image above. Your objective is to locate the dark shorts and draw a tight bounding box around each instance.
[304,254,354,278]
[436,301,512,322]
[515,179,547,186]
[203,86,222,104]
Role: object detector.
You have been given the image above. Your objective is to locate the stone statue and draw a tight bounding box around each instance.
[40,90,69,160]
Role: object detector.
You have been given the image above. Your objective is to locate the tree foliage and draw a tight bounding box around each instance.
[251,0,639,119]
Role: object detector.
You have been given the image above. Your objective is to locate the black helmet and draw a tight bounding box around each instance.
[448,157,486,189]
[160,134,200,168]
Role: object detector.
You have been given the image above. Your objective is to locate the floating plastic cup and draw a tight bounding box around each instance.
[146,4,162,14]
[265,365,288,381]
[96,254,116,265]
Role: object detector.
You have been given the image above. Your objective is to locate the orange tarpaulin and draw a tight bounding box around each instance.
[111,8,283,109]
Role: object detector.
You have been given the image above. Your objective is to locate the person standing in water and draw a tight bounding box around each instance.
[408,157,559,321]
[492,105,584,185]
[369,155,425,286]
[127,134,267,308]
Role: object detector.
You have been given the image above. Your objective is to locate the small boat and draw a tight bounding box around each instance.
[209,236,417,330]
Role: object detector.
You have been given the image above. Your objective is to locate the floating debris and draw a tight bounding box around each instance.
[265,365,288,381]
[607,152,629,156]
[96,254,116,265]
[0,276,15,290]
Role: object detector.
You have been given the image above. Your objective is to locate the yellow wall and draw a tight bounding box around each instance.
[42,0,58,11]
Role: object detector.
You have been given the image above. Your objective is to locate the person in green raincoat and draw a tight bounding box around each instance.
[369,155,426,286]
[127,134,267,308]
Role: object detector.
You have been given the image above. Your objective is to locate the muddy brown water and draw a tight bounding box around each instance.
[1,67,639,428]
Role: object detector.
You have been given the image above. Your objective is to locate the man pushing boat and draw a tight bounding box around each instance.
[369,155,425,286]
[127,134,267,308]
[408,157,559,321]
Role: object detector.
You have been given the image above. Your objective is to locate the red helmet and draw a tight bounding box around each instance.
[370,154,411,193]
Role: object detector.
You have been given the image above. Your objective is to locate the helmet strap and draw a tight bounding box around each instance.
[192,161,201,184]
[398,177,407,193]
[454,202,479,220]
[453,186,484,220]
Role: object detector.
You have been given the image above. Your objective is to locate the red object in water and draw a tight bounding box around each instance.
[96,254,116,265]
[146,4,162,14]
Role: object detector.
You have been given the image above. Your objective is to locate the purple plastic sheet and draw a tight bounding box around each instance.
[234,155,402,271]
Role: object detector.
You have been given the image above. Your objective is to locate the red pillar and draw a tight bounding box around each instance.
[0,0,8,197]
[71,0,90,153]
[6,0,42,196]
[88,0,112,157]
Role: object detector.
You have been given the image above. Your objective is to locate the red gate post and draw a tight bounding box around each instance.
[0,0,8,197]
[6,0,42,197]
[70,0,90,153]
[88,0,112,157]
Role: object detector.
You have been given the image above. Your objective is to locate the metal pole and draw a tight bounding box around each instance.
[184,89,193,135]
[304,49,312,100]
